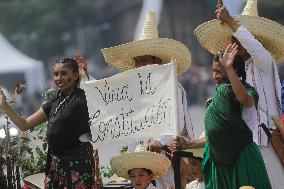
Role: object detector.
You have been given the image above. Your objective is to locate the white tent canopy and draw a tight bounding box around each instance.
[0,33,45,93]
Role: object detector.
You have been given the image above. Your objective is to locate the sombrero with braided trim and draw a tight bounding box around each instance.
[101,11,191,75]
[194,0,284,63]
[110,145,171,180]
[239,186,255,189]
[23,172,45,189]
[186,148,204,159]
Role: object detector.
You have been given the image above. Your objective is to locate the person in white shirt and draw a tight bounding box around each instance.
[101,11,194,189]
[192,0,284,188]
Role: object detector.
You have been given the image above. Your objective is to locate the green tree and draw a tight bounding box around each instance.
[0,0,97,61]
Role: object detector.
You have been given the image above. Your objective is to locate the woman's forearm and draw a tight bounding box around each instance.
[1,103,47,131]
[226,68,253,107]
[2,103,30,131]
[186,137,206,149]
[224,17,240,32]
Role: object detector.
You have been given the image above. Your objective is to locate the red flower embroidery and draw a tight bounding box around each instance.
[23,183,29,189]
[71,170,80,183]
[44,176,50,188]
[75,182,88,189]
[50,160,57,170]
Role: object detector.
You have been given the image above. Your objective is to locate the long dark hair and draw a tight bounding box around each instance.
[213,52,246,82]
[55,58,81,87]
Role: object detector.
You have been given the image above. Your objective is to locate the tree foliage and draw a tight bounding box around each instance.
[0,0,97,61]
[0,0,283,71]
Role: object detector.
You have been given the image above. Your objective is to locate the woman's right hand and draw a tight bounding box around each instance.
[169,136,189,152]
[0,89,7,108]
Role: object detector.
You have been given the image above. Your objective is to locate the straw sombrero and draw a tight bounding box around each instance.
[194,0,284,63]
[23,172,45,189]
[186,148,204,159]
[101,11,191,75]
[110,144,171,180]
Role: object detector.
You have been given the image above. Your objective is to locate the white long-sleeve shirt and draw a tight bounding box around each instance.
[233,26,282,146]
[145,183,159,189]
[185,180,205,189]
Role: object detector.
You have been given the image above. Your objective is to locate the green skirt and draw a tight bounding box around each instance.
[202,142,271,189]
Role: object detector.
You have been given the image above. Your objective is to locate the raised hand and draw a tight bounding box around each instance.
[216,0,223,9]
[215,6,231,23]
[215,4,240,31]
[14,80,26,95]
[218,43,238,70]
[0,88,7,108]
[75,54,89,80]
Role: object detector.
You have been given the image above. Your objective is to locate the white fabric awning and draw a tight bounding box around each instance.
[0,34,45,93]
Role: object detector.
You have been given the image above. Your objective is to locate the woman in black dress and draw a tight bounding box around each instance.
[0,58,95,189]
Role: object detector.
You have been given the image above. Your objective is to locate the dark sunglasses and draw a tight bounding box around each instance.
[56,58,76,64]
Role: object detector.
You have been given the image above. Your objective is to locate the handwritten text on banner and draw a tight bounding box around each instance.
[81,62,178,147]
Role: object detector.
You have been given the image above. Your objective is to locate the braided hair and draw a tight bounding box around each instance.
[213,52,246,82]
[55,58,81,87]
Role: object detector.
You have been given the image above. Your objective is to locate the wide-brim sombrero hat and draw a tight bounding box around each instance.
[194,0,284,63]
[239,186,255,189]
[185,148,204,159]
[23,172,45,189]
[101,11,191,75]
[110,145,171,180]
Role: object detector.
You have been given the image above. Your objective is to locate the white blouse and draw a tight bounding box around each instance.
[144,183,159,189]
[185,180,205,189]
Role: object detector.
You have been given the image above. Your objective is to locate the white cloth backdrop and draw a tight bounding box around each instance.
[0,34,45,93]
[81,62,179,148]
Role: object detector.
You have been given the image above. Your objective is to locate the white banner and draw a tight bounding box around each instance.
[81,61,178,147]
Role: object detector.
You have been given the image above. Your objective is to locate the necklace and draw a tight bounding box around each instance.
[52,90,74,119]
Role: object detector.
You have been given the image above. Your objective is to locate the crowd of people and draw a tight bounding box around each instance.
[0,0,283,189]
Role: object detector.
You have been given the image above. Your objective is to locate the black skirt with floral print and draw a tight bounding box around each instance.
[44,142,96,189]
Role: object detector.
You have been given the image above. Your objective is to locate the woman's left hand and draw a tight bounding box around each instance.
[75,54,89,80]
[0,88,7,108]
[219,43,238,70]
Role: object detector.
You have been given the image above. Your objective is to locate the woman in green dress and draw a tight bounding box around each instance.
[202,43,271,189]
[170,43,272,188]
